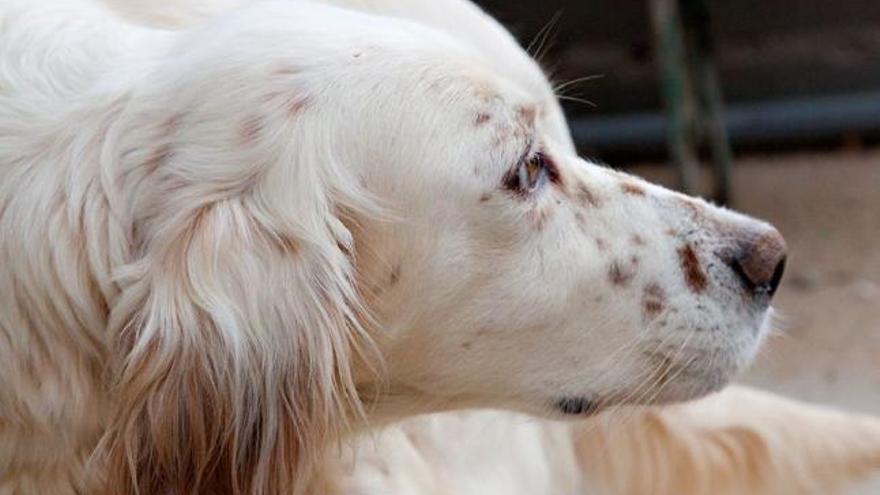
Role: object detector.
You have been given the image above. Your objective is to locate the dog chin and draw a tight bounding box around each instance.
[646,371,732,405]
[643,344,762,407]
[663,310,777,404]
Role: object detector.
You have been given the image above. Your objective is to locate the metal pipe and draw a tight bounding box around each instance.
[570,91,880,152]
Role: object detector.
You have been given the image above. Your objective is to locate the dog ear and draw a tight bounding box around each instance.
[96,102,377,495]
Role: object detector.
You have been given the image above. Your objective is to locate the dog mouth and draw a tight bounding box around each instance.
[634,346,744,405]
[554,396,599,416]
[551,354,727,415]
[551,312,771,416]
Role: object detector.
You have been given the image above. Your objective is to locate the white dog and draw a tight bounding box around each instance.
[3,0,872,494]
[322,386,880,495]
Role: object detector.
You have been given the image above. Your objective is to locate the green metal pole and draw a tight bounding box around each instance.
[650,0,700,195]
[681,0,734,205]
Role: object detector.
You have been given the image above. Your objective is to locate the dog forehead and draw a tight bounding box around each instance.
[341,56,536,144]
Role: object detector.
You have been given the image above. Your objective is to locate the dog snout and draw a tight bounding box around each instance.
[728,227,787,297]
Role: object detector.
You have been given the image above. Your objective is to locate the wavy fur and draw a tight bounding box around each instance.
[1,2,378,492]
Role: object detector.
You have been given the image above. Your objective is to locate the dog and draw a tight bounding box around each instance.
[323,386,880,494]
[3,0,870,494]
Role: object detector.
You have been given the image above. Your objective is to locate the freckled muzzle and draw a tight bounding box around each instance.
[669,195,787,301]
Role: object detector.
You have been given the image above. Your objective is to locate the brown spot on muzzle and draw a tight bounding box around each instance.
[678,244,708,293]
[643,282,666,320]
[608,259,637,287]
[474,112,491,126]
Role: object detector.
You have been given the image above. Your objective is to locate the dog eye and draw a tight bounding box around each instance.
[504,151,549,194]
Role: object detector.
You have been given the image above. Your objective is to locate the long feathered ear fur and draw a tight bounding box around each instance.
[93,56,377,495]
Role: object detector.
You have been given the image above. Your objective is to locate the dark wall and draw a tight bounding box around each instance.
[475,0,880,117]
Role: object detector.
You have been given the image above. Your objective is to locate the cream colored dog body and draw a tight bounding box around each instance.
[326,386,880,495]
[0,0,875,494]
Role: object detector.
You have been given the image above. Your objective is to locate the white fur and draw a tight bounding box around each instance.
[0,0,860,493]
[326,386,880,495]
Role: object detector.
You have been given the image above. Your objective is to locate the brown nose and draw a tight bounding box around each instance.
[729,228,787,297]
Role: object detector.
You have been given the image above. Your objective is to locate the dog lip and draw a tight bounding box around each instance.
[554,396,598,416]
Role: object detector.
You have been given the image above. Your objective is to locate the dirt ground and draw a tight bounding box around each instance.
[629,149,880,415]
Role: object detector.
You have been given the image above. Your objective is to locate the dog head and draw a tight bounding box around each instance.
[350,76,784,417]
[296,2,786,417]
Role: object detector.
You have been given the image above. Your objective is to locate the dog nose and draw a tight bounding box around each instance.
[729,228,787,297]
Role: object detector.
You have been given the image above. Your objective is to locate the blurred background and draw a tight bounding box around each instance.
[477,0,880,415]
